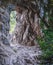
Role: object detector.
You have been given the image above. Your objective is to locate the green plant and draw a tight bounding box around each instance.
[38,29,53,64]
[10,11,16,33]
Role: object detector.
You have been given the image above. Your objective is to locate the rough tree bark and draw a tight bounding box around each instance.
[13,5,42,46]
[0,7,10,45]
[0,0,42,65]
[0,0,47,46]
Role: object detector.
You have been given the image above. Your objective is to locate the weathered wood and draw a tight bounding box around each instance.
[0,38,42,65]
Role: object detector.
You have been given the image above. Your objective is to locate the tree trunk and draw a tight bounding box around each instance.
[14,6,42,46]
[0,7,10,45]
